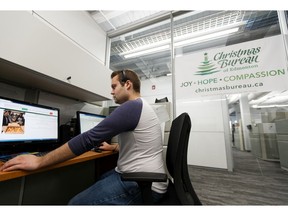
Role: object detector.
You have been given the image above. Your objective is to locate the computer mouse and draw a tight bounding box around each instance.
[92,147,102,153]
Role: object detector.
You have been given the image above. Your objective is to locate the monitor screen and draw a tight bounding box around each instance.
[76,111,106,134]
[0,96,60,152]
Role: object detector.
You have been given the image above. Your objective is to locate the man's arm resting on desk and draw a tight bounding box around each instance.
[99,142,119,152]
[0,143,76,172]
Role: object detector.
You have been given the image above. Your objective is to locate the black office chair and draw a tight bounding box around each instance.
[121,112,202,205]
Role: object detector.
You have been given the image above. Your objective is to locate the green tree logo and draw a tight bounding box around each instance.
[195,53,219,75]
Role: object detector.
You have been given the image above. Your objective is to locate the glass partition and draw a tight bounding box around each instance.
[109,13,173,104]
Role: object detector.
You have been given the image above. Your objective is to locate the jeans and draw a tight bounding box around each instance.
[68,169,164,205]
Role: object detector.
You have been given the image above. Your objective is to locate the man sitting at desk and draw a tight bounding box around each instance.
[0,69,168,205]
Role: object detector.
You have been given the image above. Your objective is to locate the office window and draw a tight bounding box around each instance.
[108,12,173,104]
[109,14,172,79]
[106,10,283,111]
[174,11,280,57]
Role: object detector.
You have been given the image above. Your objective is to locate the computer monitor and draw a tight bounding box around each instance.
[76,111,106,135]
[108,106,119,115]
[0,96,60,153]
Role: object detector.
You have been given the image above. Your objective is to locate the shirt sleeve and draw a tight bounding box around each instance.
[68,98,143,155]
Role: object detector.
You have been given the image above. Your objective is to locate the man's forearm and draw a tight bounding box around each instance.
[39,143,76,168]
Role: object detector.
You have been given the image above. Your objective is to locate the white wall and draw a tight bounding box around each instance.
[140,75,232,170]
[141,76,173,103]
[176,96,231,170]
[34,11,107,64]
[0,11,111,100]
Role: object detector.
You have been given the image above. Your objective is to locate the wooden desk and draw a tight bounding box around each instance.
[0,150,116,182]
[0,151,118,205]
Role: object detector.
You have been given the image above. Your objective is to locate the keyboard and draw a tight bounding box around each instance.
[0,151,49,162]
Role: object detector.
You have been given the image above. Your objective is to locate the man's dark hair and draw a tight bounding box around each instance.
[111,69,141,93]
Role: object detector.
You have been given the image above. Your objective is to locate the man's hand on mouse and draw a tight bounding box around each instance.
[98,142,119,152]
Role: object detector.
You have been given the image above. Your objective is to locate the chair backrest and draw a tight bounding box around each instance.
[166,112,201,205]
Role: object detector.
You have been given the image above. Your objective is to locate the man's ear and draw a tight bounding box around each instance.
[125,80,132,90]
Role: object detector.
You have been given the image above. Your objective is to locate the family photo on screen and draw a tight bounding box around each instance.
[1,109,25,134]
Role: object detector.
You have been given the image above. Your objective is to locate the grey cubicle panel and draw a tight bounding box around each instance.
[250,124,262,158]
[234,123,245,151]
[276,135,288,171]
[256,123,279,161]
[275,119,288,171]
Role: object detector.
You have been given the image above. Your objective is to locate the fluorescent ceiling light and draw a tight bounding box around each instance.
[174,27,239,47]
[183,98,226,104]
[227,93,241,104]
[123,27,239,59]
[124,45,169,58]
[252,104,288,108]
[249,91,279,105]
[249,91,288,107]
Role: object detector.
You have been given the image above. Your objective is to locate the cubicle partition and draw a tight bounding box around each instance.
[275,119,288,171]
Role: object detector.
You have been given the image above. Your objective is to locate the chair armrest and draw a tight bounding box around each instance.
[121,172,167,204]
[121,172,167,182]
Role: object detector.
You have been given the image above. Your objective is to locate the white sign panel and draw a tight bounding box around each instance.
[175,35,288,99]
